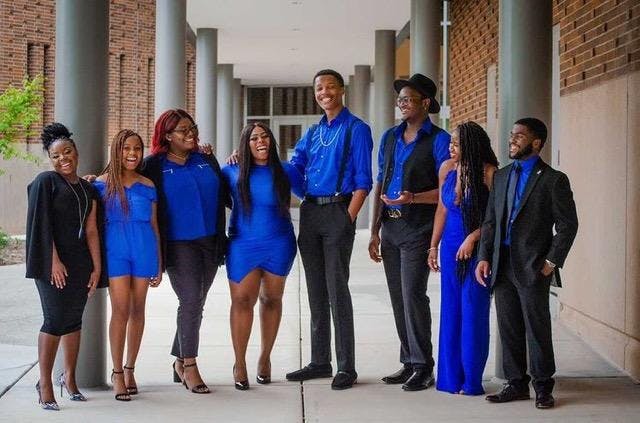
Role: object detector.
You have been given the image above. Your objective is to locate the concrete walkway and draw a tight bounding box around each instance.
[1,229,639,422]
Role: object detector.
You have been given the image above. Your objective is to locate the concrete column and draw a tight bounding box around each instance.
[232,78,243,148]
[155,0,186,118]
[410,0,441,79]
[216,64,234,160]
[372,30,396,227]
[347,75,355,109]
[495,0,552,378]
[195,28,217,146]
[498,0,552,164]
[352,65,371,229]
[54,0,109,388]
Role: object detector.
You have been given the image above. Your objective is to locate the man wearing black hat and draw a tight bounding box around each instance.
[369,73,450,391]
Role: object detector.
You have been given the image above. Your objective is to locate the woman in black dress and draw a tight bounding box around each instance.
[26,123,103,410]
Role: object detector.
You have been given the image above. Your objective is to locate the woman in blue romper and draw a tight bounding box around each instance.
[222,122,304,390]
[94,129,161,401]
[428,122,498,395]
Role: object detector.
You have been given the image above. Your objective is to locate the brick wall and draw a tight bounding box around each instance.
[449,0,499,128]
[0,0,196,149]
[449,0,639,128]
[555,0,640,95]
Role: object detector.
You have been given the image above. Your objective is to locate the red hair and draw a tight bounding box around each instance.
[150,109,200,155]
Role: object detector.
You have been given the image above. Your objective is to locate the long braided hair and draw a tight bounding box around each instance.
[237,122,291,217]
[102,129,144,215]
[456,121,498,281]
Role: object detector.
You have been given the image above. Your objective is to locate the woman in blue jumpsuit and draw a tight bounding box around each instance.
[94,129,161,401]
[222,122,303,390]
[428,122,498,395]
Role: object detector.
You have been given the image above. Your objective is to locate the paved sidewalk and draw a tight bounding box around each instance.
[1,229,639,422]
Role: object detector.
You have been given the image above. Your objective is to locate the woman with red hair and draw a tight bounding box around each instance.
[140,109,229,394]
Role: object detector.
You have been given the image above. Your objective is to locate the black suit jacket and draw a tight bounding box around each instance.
[478,158,578,288]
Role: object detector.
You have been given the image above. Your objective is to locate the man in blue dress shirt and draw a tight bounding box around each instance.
[285,69,373,390]
[369,74,450,391]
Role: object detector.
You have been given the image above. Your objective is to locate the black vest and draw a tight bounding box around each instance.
[380,124,442,230]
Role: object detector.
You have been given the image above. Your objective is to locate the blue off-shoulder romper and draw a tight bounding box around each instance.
[222,163,303,283]
[94,181,159,278]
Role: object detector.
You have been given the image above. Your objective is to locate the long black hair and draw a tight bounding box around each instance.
[237,122,291,217]
[457,121,499,281]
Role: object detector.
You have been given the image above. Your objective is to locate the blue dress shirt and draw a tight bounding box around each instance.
[162,152,219,241]
[376,118,451,210]
[290,107,373,196]
[504,155,540,245]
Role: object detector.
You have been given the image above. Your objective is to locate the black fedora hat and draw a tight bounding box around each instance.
[393,73,440,114]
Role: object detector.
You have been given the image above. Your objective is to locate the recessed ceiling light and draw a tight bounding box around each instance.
[291,28,301,32]
[290,1,303,5]
[289,47,299,51]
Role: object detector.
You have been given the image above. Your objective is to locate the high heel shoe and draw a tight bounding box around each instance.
[36,380,59,411]
[58,372,87,401]
[256,360,271,384]
[123,365,138,395]
[173,358,184,383]
[182,362,210,394]
[110,370,132,401]
[233,364,250,391]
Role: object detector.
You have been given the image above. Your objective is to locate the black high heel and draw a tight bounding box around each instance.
[36,380,59,411]
[233,364,250,391]
[256,374,271,385]
[183,362,210,394]
[111,370,132,401]
[58,372,87,401]
[173,358,184,383]
[123,365,138,395]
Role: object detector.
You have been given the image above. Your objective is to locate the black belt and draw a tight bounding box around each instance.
[304,194,352,205]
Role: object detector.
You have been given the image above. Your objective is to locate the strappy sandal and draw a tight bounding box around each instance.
[123,365,138,395]
[183,362,210,394]
[111,370,131,401]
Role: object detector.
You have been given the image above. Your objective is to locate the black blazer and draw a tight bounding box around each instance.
[478,158,578,288]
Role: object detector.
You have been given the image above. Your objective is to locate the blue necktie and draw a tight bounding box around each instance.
[505,163,522,242]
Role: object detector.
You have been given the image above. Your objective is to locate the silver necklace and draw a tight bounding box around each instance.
[64,178,89,239]
[318,122,343,147]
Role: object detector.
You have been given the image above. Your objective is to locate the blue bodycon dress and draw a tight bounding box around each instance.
[222,163,303,283]
[94,181,159,278]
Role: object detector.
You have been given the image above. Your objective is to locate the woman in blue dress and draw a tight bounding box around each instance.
[94,129,161,401]
[222,122,303,390]
[428,122,498,395]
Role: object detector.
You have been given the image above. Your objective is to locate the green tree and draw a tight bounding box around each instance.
[0,75,44,172]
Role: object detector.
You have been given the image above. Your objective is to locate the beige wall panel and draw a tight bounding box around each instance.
[0,147,50,235]
[625,337,640,382]
[559,304,627,371]
[626,71,640,340]
[557,76,628,331]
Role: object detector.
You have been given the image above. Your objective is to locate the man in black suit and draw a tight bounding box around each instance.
[475,117,578,409]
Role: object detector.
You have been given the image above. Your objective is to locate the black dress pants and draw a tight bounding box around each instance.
[298,201,356,373]
[494,247,555,394]
[380,217,434,372]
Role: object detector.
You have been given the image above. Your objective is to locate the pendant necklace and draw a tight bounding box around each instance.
[168,150,189,161]
[318,122,343,147]
[64,178,89,239]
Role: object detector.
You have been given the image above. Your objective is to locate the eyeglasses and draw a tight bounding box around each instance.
[172,124,198,135]
[396,96,424,106]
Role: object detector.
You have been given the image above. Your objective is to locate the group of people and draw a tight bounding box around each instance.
[25,68,578,412]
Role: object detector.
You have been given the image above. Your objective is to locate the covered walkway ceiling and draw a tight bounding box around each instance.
[186,0,409,85]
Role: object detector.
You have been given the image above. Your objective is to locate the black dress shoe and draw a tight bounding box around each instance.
[486,384,530,403]
[286,364,333,381]
[381,366,413,384]
[401,369,435,391]
[331,371,357,390]
[535,392,555,409]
